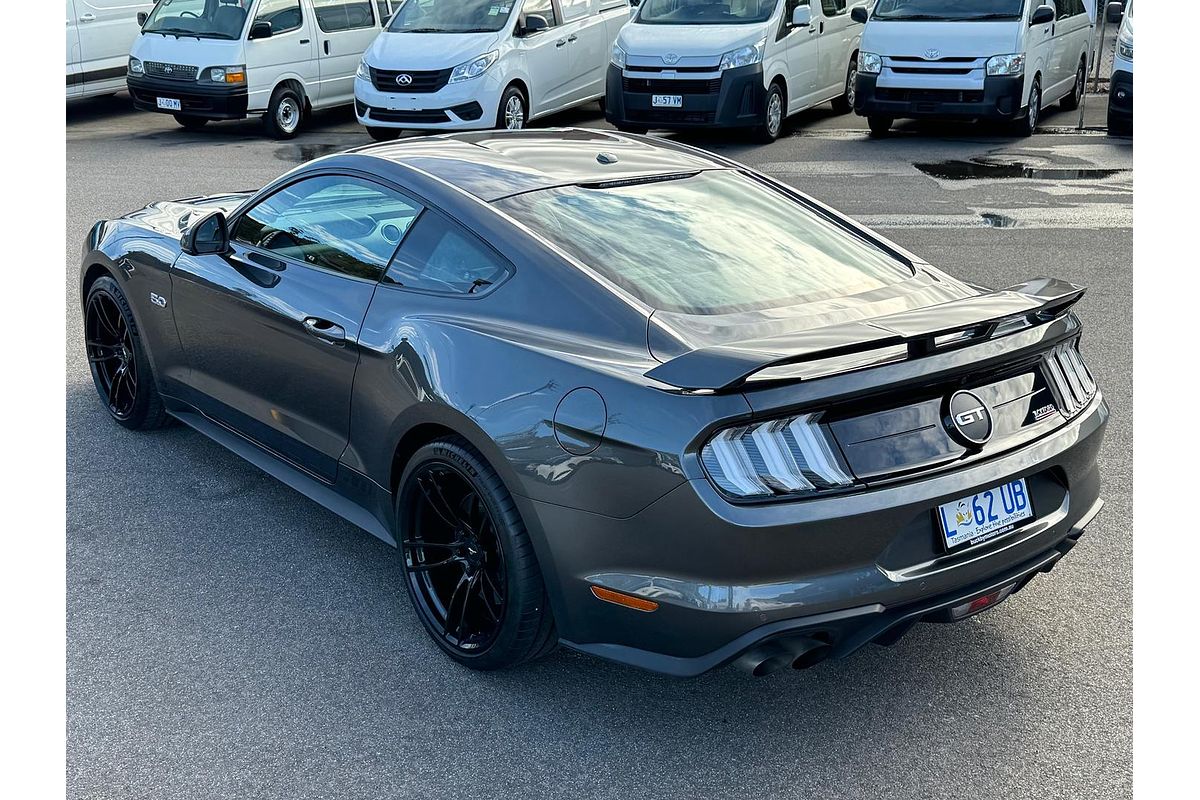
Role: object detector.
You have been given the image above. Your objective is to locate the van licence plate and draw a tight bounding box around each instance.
[157,97,182,111]
[652,95,683,108]
[936,478,1033,552]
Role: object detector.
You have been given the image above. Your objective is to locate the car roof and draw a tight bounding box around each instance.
[349,128,733,202]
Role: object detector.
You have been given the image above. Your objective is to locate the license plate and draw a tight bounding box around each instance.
[651,94,683,108]
[936,478,1033,552]
[157,97,182,111]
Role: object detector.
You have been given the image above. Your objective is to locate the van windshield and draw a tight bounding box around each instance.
[388,0,516,33]
[872,0,1026,21]
[142,0,248,39]
[495,170,910,315]
[637,0,779,26]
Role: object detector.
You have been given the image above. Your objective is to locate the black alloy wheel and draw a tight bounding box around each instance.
[84,276,170,430]
[397,437,557,669]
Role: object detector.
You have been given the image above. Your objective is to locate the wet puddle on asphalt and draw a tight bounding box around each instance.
[275,142,348,162]
[914,157,1127,181]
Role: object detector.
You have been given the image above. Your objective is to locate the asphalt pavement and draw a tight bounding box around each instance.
[66,95,1132,800]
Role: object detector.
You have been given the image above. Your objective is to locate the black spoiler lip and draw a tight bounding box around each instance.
[645,277,1086,392]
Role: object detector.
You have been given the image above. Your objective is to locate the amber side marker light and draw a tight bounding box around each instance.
[590,585,659,613]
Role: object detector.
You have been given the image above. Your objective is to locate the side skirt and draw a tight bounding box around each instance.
[163,396,397,546]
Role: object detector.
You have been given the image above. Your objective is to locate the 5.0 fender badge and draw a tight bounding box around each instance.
[150,292,167,308]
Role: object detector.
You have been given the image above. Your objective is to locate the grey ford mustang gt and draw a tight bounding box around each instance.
[80,129,1106,677]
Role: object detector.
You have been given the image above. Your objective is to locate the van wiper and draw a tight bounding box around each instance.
[400,27,445,33]
[147,27,201,39]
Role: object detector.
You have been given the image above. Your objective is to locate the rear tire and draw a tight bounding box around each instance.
[867,115,892,136]
[263,86,303,139]
[831,59,857,114]
[366,126,401,142]
[1061,57,1086,110]
[397,436,557,670]
[83,276,171,432]
[173,114,208,130]
[753,82,785,143]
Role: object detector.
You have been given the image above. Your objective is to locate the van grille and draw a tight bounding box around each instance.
[622,77,723,95]
[144,61,198,81]
[369,67,452,93]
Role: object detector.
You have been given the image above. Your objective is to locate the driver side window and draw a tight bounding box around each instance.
[233,175,422,281]
[254,0,305,35]
[522,0,560,27]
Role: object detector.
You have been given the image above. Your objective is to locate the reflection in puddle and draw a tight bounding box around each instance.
[915,158,1126,181]
[980,212,1019,228]
[275,143,346,162]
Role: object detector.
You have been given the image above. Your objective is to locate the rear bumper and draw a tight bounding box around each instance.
[604,63,764,130]
[127,75,249,120]
[854,73,1025,121]
[522,395,1107,677]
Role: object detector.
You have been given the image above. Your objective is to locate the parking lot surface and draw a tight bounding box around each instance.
[67,96,1131,800]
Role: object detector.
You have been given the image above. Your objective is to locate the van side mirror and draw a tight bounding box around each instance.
[1030,5,1055,25]
[136,11,148,26]
[520,14,549,35]
[790,6,812,28]
[629,0,641,6]
[1106,1,1125,22]
[850,5,869,24]
[181,211,229,256]
[249,20,274,39]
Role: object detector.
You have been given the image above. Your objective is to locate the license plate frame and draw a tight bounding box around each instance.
[651,94,683,108]
[156,97,182,111]
[936,478,1034,553]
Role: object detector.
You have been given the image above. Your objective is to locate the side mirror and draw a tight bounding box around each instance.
[249,20,273,39]
[1106,1,1125,22]
[790,6,812,28]
[181,211,229,256]
[520,14,549,35]
[850,5,869,24]
[136,11,148,26]
[629,0,641,6]
[1030,5,1055,25]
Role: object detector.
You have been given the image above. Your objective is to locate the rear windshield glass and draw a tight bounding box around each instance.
[872,0,1026,21]
[637,0,778,25]
[495,170,910,315]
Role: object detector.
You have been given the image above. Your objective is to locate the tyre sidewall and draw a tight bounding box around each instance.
[266,88,303,139]
[85,276,159,430]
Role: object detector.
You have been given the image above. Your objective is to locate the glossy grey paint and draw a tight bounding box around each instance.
[80,130,1107,676]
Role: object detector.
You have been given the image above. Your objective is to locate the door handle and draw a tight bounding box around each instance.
[555,38,567,48]
[300,38,311,44]
[80,13,96,22]
[303,317,346,346]
[567,34,578,43]
[324,40,330,54]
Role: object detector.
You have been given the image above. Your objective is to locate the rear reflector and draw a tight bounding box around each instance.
[590,585,659,612]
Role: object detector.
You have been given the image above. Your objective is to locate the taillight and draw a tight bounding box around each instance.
[1044,340,1097,419]
[700,413,855,500]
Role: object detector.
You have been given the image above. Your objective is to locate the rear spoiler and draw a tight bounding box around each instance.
[645,277,1086,392]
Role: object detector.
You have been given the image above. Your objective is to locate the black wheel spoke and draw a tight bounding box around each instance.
[402,539,465,550]
[418,474,467,530]
[407,554,463,573]
[452,572,479,639]
[474,576,499,623]
[107,367,125,407]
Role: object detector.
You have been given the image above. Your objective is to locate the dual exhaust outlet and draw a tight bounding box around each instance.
[736,635,833,677]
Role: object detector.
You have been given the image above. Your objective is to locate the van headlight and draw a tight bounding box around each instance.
[700,413,856,499]
[128,57,144,76]
[357,59,371,80]
[206,65,246,84]
[719,37,767,71]
[986,53,1025,76]
[611,43,627,69]
[858,52,881,75]
[1117,37,1133,60]
[449,51,499,84]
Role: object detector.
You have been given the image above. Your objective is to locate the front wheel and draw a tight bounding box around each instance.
[497,85,527,130]
[1012,78,1040,138]
[173,114,208,130]
[263,86,303,139]
[753,82,785,143]
[397,436,557,670]
[867,115,893,136]
[366,126,401,142]
[831,60,857,114]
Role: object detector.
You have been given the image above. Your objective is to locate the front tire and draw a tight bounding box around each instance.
[497,85,527,130]
[263,86,303,139]
[84,276,171,431]
[397,436,557,670]
[366,126,401,142]
[173,114,208,130]
[867,115,893,136]
[753,82,785,143]
[1013,78,1040,137]
[831,60,857,114]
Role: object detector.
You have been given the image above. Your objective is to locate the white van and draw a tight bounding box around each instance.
[127,0,402,138]
[67,0,156,99]
[354,0,631,140]
[852,0,1093,136]
[605,0,869,142]
[1105,0,1130,135]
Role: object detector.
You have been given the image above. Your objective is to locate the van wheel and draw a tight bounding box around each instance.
[1012,78,1040,137]
[173,114,208,130]
[263,86,303,139]
[753,82,785,143]
[1061,57,1086,110]
[831,60,857,114]
[366,126,401,142]
[867,116,892,136]
[498,85,527,130]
